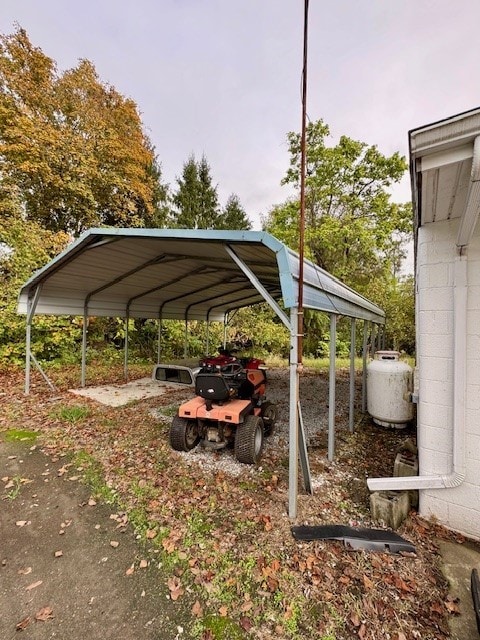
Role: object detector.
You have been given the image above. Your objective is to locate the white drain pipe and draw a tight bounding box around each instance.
[368,135,480,493]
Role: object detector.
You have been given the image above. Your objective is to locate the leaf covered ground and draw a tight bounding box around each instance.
[0,364,465,640]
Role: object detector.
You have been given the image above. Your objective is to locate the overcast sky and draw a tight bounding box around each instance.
[2,0,480,233]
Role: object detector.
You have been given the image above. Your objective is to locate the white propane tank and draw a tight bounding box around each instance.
[367,351,414,429]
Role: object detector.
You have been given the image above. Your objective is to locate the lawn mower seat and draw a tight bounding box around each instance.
[195,373,233,403]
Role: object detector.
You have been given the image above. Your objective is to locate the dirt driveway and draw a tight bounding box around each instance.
[0,439,192,640]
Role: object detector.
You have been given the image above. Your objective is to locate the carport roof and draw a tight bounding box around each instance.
[18,228,385,324]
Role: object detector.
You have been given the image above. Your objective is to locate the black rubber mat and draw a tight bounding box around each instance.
[291,524,416,554]
[471,568,480,635]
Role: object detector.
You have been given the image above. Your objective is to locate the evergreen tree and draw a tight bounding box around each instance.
[220,193,251,230]
[171,154,222,229]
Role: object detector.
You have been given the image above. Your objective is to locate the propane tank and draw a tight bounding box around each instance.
[367,351,414,429]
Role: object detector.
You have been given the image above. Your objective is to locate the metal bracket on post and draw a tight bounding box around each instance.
[224,245,290,329]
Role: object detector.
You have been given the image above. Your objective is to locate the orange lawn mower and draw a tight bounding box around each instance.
[169,350,278,464]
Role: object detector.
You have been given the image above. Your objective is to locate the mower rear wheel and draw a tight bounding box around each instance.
[170,415,200,452]
[261,401,278,437]
[235,415,264,464]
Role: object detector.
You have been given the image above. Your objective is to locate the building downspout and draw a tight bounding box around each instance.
[367,135,480,493]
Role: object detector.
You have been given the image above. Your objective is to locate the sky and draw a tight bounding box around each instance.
[2,0,480,240]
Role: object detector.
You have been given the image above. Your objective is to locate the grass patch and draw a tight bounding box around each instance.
[51,405,90,423]
[5,475,22,500]
[195,614,245,640]
[73,451,117,504]
[4,428,38,443]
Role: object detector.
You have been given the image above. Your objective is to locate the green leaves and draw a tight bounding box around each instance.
[0,27,168,235]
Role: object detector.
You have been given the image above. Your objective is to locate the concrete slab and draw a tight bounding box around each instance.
[438,540,480,640]
[69,378,172,407]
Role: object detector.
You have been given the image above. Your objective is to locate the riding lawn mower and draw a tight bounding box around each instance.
[169,348,278,464]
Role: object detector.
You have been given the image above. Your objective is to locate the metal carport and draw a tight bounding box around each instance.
[18,228,385,518]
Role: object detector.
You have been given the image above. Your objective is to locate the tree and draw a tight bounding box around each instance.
[0,201,80,363]
[263,119,412,290]
[171,154,223,229]
[0,27,168,235]
[220,193,251,230]
[262,118,415,353]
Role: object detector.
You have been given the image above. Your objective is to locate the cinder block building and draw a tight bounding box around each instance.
[370,107,480,540]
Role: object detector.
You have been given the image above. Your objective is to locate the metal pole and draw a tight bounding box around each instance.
[328,314,337,461]
[184,316,188,360]
[223,314,228,349]
[297,0,309,365]
[25,319,31,395]
[288,307,299,519]
[157,313,162,364]
[206,317,210,357]
[349,318,356,432]
[81,309,88,387]
[25,286,42,395]
[124,314,129,381]
[362,320,369,413]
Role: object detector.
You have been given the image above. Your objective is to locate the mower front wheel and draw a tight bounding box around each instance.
[261,401,278,437]
[235,415,264,464]
[170,415,200,452]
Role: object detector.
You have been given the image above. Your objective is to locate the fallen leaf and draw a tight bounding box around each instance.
[191,600,203,617]
[445,596,461,615]
[240,617,253,632]
[167,576,184,601]
[219,605,228,617]
[110,541,119,548]
[126,564,135,576]
[358,622,367,639]
[88,498,97,506]
[139,559,148,569]
[18,567,32,575]
[362,574,374,590]
[146,529,157,539]
[16,520,29,527]
[16,616,31,630]
[35,606,54,621]
[350,612,361,627]
[26,580,43,591]
[54,551,63,558]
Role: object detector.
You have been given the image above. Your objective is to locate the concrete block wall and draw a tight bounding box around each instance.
[416,218,480,540]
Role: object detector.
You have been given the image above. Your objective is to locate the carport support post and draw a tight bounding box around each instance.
[289,307,299,519]
[184,316,188,359]
[124,313,129,381]
[362,320,369,413]
[223,315,228,349]
[25,285,41,395]
[349,318,356,432]
[81,308,88,387]
[328,314,337,461]
[157,314,163,364]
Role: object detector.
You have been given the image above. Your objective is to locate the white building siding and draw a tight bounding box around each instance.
[417,218,480,539]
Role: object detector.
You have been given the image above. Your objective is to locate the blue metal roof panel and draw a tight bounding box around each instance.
[18,228,384,324]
